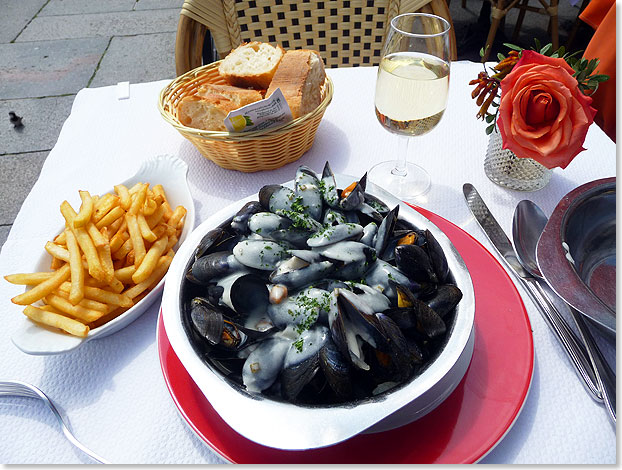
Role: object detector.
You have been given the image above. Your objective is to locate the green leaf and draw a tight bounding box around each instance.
[479,47,485,58]
[485,113,495,123]
[540,43,552,56]
[591,74,610,82]
[486,123,496,135]
[577,68,589,82]
[565,52,580,63]
[497,53,506,61]
[586,58,599,75]
[503,43,523,52]
[244,116,254,126]
[556,46,566,57]
[533,38,542,52]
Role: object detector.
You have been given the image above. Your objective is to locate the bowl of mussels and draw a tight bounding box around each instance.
[161,162,475,450]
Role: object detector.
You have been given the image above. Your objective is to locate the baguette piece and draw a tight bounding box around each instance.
[195,83,263,107]
[178,95,237,131]
[219,42,285,89]
[178,84,263,131]
[266,50,326,119]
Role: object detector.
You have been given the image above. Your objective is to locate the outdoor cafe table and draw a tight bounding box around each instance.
[0,61,615,464]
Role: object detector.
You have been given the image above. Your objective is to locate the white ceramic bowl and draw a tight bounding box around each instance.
[11,155,195,355]
[161,174,474,450]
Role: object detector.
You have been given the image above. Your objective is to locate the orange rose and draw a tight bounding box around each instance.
[497,50,597,169]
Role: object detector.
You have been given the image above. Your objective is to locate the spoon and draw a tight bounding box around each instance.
[513,200,616,423]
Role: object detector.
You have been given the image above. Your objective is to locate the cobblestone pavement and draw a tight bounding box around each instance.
[0,0,592,249]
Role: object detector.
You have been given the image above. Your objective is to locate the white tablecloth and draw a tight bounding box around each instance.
[0,62,616,464]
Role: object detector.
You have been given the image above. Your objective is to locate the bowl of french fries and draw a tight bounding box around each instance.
[5,155,195,355]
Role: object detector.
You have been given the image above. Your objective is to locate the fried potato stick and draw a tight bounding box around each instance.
[23,305,89,338]
[114,265,136,284]
[55,288,109,312]
[168,206,187,230]
[145,204,166,229]
[137,213,157,242]
[4,272,55,285]
[129,184,148,215]
[73,190,94,228]
[125,213,146,267]
[124,255,172,299]
[142,198,157,216]
[85,276,124,294]
[86,222,107,248]
[11,264,71,305]
[92,194,119,223]
[44,293,104,323]
[114,184,132,211]
[152,184,172,219]
[59,282,133,308]
[95,205,125,230]
[110,227,129,254]
[60,201,105,281]
[112,237,132,261]
[65,228,84,305]
[132,235,168,284]
[106,216,125,239]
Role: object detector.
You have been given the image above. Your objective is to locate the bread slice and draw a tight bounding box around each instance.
[266,50,326,119]
[195,83,263,108]
[177,84,263,131]
[178,95,238,132]
[219,42,285,89]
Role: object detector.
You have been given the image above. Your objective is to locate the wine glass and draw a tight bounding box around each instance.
[370,13,452,200]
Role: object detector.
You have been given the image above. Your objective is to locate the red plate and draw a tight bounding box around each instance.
[157,206,534,464]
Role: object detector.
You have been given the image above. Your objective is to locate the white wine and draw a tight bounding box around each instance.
[375,52,450,136]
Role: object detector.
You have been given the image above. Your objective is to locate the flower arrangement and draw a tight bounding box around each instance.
[470,42,609,169]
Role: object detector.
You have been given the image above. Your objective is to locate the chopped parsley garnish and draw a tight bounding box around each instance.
[290,196,307,213]
[293,338,304,353]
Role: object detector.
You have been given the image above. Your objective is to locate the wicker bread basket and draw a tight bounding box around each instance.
[158,61,333,173]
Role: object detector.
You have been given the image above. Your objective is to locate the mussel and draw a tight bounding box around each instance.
[181,162,463,406]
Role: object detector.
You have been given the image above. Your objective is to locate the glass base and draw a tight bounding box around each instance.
[368,161,431,201]
[485,130,552,191]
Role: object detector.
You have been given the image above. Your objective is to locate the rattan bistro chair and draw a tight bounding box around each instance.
[175,0,457,75]
[480,0,559,62]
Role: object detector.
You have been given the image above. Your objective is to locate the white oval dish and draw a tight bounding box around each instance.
[161,173,475,451]
[11,155,195,355]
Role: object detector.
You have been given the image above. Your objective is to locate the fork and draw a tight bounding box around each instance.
[0,380,110,464]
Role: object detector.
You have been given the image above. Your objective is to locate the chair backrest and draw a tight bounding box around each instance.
[176,0,457,75]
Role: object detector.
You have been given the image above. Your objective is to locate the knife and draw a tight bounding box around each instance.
[462,183,602,400]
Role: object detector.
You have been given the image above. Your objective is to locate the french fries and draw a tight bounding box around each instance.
[4,182,186,338]
[65,229,84,305]
[74,190,94,228]
[23,305,89,338]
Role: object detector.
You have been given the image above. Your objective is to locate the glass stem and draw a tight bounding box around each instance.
[392,135,410,177]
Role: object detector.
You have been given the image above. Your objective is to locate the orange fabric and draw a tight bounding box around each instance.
[580,0,613,29]
[580,0,616,141]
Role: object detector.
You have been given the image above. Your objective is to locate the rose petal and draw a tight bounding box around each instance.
[526,91,558,125]
[496,52,596,168]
